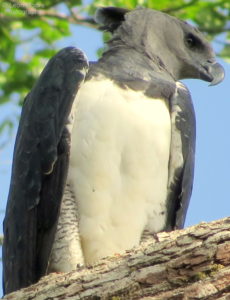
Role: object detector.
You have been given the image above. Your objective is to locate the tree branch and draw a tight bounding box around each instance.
[198,26,230,34]
[163,0,199,13]
[3,217,230,299]
[2,0,98,29]
[4,0,42,16]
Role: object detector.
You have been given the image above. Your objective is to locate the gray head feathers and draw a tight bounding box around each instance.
[95,7,224,84]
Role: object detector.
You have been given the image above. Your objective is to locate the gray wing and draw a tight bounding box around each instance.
[2,47,88,294]
[166,83,196,230]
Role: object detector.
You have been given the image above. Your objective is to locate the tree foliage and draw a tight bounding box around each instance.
[0,0,229,137]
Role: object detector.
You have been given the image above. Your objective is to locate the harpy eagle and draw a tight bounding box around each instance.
[3,7,224,294]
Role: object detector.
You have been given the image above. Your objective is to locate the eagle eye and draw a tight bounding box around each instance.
[185,33,200,50]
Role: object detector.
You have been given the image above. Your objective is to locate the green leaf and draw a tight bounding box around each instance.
[220,44,230,63]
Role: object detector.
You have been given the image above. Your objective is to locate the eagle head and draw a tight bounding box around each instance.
[95,7,224,85]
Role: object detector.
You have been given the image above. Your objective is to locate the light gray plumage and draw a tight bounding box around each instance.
[3,7,224,294]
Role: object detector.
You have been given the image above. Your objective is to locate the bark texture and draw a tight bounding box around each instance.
[3,217,230,300]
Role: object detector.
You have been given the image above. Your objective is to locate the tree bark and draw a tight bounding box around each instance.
[3,217,230,300]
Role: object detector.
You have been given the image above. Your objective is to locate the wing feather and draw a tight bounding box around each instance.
[3,47,88,294]
[166,82,196,230]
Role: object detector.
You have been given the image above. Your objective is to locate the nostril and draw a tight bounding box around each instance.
[207,58,215,64]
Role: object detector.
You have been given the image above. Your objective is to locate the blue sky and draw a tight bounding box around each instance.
[0,11,229,297]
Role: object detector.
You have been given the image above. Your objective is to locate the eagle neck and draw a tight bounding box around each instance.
[89,41,175,85]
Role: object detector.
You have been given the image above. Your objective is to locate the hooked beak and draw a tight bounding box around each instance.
[200,60,225,86]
